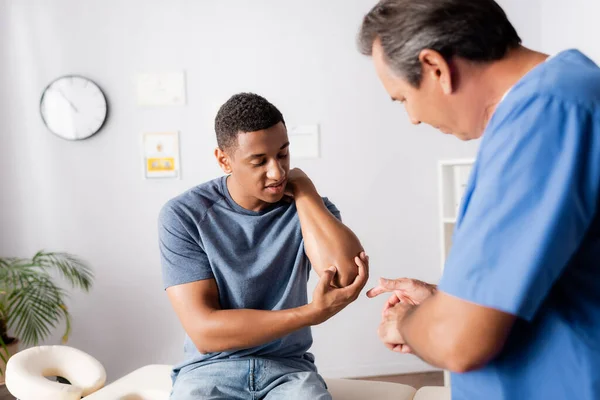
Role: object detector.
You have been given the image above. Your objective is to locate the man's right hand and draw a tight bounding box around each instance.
[308,252,369,325]
[366,278,437,316]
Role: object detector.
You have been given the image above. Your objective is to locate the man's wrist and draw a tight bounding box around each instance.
[398,304,417,344]
[295,303,321,327]
[291,178,318,198]
[292,178,319,200]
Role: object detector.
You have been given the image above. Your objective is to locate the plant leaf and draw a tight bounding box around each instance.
[33,252,94,291]
[0,251,94,347]
[0,335,8,376]
[7,276,65,346]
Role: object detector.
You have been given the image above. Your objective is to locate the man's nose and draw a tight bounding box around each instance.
[266,160,284,181]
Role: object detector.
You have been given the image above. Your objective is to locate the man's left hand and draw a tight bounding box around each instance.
[378,301,415,354]
[284,168,313,199]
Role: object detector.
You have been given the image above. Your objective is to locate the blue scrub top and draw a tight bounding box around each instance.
[439,50,600,400]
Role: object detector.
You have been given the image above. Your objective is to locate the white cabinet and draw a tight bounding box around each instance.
[437,159,475,386]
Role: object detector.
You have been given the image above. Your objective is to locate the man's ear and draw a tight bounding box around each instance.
[419,49,453,95]
[215,147,232,174]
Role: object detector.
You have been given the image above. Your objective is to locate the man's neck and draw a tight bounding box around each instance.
[226,175,269,212]
[479,46,550,126]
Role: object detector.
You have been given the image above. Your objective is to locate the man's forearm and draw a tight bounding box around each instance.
[190,305,315,354]
[400,295,458,369]
[400,292,515,373]
[294,180,364,287]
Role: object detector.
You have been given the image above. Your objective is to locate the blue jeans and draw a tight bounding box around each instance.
[170,357,331,400]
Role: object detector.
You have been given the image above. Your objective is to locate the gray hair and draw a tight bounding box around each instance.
[358,0,521,87]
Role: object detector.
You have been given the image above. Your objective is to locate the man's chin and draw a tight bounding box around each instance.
[260,192,286,204]
[270,195,287,203]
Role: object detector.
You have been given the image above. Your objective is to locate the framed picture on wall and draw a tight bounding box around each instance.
[142,131,180,179]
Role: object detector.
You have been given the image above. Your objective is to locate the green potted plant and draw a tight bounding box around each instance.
[0,251,93,383]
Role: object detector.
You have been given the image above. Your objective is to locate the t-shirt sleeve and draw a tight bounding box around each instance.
[158,202,214,289]
[322,197,342,221]
[439,94,600,320]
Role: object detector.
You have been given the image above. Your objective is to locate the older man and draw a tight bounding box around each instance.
[358,1,600,399]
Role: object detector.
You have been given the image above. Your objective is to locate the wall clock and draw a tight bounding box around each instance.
[40,75,108,140]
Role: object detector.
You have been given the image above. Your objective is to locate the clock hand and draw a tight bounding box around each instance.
[56,89,79,113]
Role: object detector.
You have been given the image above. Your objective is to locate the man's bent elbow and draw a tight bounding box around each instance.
[443,344,499,373]
[445,356,487,373]
[336,265,359,287]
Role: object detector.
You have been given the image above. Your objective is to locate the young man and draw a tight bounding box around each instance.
[358,0,600,399]
[158,92,368,400]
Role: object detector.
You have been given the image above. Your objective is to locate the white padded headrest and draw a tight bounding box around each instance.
[5,345,106,400]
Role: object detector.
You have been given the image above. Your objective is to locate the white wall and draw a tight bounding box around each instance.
[540,0,600,63]
[0,0,540,381]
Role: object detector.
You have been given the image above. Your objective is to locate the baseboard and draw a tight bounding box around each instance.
[319,360,442,379]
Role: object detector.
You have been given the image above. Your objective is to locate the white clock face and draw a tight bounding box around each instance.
[40,75,108,140]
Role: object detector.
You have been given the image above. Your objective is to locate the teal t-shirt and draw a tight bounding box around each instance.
[158,176,340,378]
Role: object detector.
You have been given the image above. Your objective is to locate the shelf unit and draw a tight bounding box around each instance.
[438,158,475,387]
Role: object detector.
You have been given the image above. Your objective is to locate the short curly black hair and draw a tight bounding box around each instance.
[215,93,285,151]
